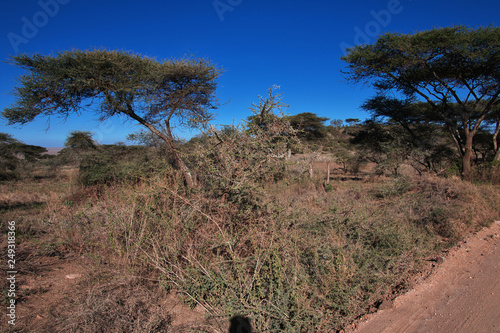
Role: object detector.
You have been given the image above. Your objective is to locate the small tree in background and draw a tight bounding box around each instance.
[246,86,288,134]
[246,87,300,154]
[64,131,97,151]
[287,112,329,140]
[330,119,344,128]
[58,130,97,165]
[126,130,164,148]
[345,118,360,127]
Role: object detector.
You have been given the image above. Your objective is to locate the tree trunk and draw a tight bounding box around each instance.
[462,135,474,181]
[326,161,330,185]
[164,119,195,188]
[494,120,500,162]
[123,105,196,188]
[462,113,488,181]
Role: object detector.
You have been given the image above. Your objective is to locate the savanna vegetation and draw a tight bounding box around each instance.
[1,25,500,332]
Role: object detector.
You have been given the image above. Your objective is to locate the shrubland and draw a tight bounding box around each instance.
[2,96,499,332]
[43,169,498,332]
[2,27,500,331]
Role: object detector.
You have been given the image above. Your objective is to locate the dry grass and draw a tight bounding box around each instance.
[57,280,172,333]
[0,179,72,208]
[2,169,499,332]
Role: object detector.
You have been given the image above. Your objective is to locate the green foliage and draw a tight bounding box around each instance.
[342,25,500,88]
[3,50,220,127]
[78,145,161,186]
[345,118,360,126]
[64,131,97,150]
[3,49,222,187]
[0,132,47,180]
[191,88,301,208]
[351,120,457,175]
[324,183,334,192]
[286,112,329,140]
[342,25,500,180]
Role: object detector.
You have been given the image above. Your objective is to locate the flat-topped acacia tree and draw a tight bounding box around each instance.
[2,49,222,187]
[342,25,500,181]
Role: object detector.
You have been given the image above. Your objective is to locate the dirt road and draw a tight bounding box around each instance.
[351,221,500,333]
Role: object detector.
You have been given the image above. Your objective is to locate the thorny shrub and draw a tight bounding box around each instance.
[26,89,500,332]
[50,167,500,332]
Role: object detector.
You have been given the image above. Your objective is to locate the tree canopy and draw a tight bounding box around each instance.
[342,25,500,180]
[64,131,97,151]
[2,49,222,186]
[287,112,329,140]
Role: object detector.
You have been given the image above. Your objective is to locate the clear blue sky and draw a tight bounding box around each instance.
[0,0,498,147]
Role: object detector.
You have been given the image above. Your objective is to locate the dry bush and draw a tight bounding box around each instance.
[31,144,499,332]
[0,179,71,210]
[472,161,500,184]
[7,93,499,331]
[406,175,500,241]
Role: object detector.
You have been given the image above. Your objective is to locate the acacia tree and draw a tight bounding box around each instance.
[0,133,47,162]
[64,131,97,151]
[342,25,500,181]
[2,49,221,187]
[286,112,329,140]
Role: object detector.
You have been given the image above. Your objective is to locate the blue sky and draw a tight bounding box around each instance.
[0,0,498,147]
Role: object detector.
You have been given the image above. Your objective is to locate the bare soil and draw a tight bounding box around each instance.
[1,237,213,332]
[349,221,500,333]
